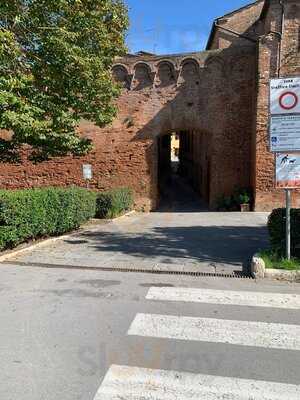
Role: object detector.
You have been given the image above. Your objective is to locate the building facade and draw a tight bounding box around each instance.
[0,0,300,211]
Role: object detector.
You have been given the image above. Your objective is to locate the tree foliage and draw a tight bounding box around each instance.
[0,0,128,161]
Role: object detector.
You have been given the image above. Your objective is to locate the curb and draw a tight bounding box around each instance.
[0,233,73,263]
[2,260,250,279]
[108,210,136,221]
[251,253,300,282]
[265,268,300,282]
[0,210,136,264]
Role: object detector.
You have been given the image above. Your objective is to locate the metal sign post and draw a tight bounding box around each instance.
[285,189,291,260]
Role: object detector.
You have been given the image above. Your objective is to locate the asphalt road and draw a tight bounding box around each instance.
[0,263,299,399]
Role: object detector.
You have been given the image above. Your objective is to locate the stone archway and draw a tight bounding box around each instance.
[109,48,256,211]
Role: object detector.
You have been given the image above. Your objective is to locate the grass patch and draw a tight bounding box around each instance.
[259,250,300,271]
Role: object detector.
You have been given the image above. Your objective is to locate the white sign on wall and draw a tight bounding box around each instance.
[276,153,300,188]
[270,77,300,152]
[270,77,300,115]
[270,114,300,152]
[82,164,93,180]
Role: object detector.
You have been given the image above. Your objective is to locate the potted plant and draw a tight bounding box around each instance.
[239,193,251,212]
[232,187,252,212]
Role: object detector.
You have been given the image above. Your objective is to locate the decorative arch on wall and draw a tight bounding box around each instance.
[204,56,225,85]
[133,62,153,90]
[112,64,131,89]
[180,58,200,83]
[156,60,176,87]
[205,56,225,72]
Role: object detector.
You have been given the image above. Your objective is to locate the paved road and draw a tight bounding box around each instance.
[11,211,269,275]
[2,210,296,399]
[0,264,299,399]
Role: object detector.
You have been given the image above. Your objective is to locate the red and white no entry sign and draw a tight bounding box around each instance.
[270,78,300,115]
[279,91,298,110]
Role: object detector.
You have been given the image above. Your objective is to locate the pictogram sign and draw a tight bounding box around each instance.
[276,153,300,188]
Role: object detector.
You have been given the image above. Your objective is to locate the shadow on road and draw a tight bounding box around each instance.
[78,224,268,268]
[158,174,209,213]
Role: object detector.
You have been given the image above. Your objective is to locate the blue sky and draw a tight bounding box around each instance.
[125,0,253,54]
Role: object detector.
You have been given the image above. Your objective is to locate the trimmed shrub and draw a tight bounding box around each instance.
[0,187,96,250]
[268,208,300,257]
[96,187,133,219]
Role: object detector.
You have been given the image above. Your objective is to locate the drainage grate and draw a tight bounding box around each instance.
[1,261,252,279]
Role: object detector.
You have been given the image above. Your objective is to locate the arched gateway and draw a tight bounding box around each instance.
[109,48,256,210]
[0,0,299,211]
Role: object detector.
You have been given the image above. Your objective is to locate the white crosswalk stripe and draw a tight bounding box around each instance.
[95,286,300,399]
[128,313,300,350]
[94,365,300,400]
[146,286,300,309]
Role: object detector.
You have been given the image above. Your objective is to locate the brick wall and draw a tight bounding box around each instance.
[253,0,300,210]
[0,0,299,212]
[208,0,264,50]
[0,45,257,210]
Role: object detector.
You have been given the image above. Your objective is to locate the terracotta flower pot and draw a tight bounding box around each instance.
[240,203,250,212]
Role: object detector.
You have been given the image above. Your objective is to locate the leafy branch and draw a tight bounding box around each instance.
[0,0,129,162]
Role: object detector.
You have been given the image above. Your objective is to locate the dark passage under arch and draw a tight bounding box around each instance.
[157,131,210,212]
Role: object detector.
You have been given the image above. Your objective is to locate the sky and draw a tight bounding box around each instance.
[125,0,253,55]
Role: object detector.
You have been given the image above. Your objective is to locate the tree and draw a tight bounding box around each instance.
[0,0,128,161]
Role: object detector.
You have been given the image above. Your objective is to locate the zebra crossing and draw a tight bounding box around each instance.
[128,313,300,351]
[94,286,300,399]
[146,286,300,309]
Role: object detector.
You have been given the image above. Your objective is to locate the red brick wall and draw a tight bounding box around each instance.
[253,0,300,210]
[0,115,156,211]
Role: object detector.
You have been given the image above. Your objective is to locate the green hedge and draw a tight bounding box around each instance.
[268,208,300,257]
[0,187,96,250]
[96,187,133,219]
